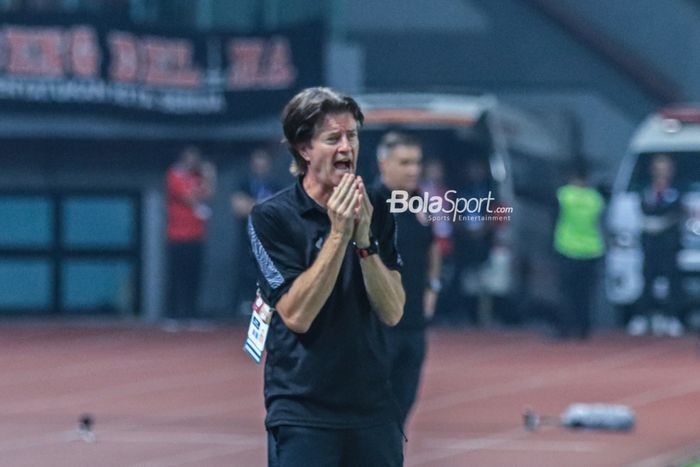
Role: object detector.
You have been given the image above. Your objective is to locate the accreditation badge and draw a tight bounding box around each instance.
[243,290,273,364]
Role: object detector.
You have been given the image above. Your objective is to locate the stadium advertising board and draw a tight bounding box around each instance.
[0,15,322,123]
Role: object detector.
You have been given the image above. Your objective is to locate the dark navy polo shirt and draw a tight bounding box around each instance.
[248,177,402,429]
[370,182,434,330]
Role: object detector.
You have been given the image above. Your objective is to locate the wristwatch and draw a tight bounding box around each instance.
[353,237,379,258]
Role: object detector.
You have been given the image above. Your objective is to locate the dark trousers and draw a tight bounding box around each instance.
[557,254,600,339]
[385,328,427,427]
[166,241,203,318]
[640,235,682,317]
[267,423,404,467]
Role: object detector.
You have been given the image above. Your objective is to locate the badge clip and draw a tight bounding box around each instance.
[243,290,273,364]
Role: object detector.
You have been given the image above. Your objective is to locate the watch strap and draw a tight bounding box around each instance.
[353,237,379,258]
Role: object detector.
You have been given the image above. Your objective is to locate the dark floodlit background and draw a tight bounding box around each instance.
[1,1,700,466]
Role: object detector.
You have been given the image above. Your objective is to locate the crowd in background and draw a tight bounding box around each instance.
[162,141,694,340]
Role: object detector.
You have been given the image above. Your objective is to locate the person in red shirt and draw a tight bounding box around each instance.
[166,145,216,321]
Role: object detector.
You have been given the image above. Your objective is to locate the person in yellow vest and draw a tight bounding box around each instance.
[553,163,605,339]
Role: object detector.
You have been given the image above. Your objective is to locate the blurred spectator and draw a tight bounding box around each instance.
[552,163,605,340]
[441,158,494,324]
[627,154,684,337]
[165,145,216,322]
[370,132,442,428]
[231,148,281,316]
[420,158,454,257]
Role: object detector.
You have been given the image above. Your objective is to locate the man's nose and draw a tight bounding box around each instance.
[338,135,352,152]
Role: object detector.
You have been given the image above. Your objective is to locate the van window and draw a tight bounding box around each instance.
[628,152,700,193]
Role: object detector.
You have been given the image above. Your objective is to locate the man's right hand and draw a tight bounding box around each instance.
[327,174,360,240]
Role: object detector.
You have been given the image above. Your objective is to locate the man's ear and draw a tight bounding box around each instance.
[296,143,311,163]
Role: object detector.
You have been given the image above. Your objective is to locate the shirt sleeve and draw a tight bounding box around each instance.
[247,203,306,307]
[371,191,402,272]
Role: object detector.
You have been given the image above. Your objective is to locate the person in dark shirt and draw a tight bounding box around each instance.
[248,87,406,467]
[628,153,684,336]
[231,148,281,316]
[439,159,495,324]
[370,132,442,428]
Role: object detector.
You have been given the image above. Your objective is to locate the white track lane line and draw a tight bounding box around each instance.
[0,368,237,415]
[0,348,234,389]
[616,378,700,407]
[623,440,700,467]
[126,443,259,467]
[406,427,525,466]
[418,340,679,413]
[406,339,686,466]
[423,341,542,376]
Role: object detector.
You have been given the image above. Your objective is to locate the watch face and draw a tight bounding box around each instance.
[355,238,379,257]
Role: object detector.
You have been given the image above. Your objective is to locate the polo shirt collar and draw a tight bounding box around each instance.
[295,176,326,216]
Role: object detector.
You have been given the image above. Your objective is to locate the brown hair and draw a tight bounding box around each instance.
[281,87,364,175]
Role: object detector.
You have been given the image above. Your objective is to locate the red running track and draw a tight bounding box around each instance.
[0,323,699,466]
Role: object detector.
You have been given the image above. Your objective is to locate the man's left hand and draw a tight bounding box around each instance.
[353,177,374,248]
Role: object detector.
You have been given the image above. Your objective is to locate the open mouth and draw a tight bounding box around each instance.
[333,160,352,172]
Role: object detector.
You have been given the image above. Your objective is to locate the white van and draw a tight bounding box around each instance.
[606,105,700,326]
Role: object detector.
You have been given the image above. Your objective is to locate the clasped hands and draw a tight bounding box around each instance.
[327,174,373,248]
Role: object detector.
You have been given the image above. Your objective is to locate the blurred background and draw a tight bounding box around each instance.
[4,2,700,466]
[0,0,699,333]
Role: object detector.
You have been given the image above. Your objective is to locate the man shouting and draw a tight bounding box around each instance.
[248,87,406,467]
